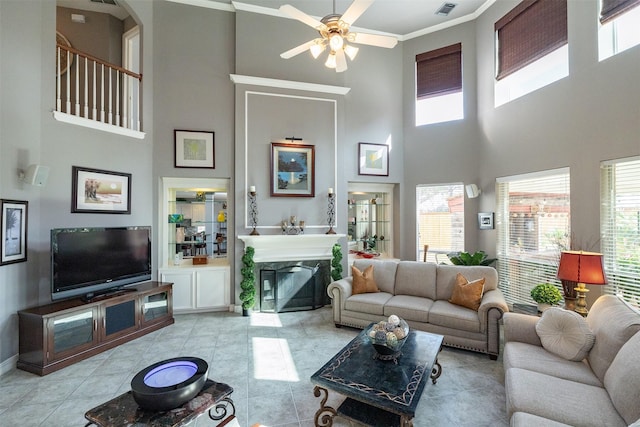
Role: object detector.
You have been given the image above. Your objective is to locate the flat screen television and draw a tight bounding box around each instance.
[51,226,151,301]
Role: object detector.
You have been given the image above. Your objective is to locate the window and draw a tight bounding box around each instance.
[494,0,569,106]
[416,184,464,262]
[496,169,571,305]
[600,157,640,306]
[415,43,463,126]
[599,0,640,61]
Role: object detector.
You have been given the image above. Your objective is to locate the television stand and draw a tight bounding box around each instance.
[82,286,139,303]
[18,281,174,376]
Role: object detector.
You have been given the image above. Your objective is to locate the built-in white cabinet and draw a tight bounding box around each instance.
[159,264,230,313]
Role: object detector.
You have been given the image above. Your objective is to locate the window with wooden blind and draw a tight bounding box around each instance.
[415,43,463,126]
[496,169,571,306]
[494,0,569,106]
[600,157,640,306]
[599,0,640,61]
[416,184,464,263]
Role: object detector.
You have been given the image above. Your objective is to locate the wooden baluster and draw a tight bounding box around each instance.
[116,70,120,127]
[122,74,128,129]
[108,67,113,124]
[75,53,80,116]
[84,56,88,118]
[100,64,105,123]
[136,78,140,131]
[56,46,61,112]
[92,61,97,120]
[66,50,71,113]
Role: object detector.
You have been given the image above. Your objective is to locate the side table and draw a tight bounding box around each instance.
[84,379,234,427]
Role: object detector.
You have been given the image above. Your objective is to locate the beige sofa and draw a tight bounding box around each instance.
[327,259,508,358]
[503,295,640,426]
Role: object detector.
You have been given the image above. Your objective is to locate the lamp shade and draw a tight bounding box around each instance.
[557,251,607,285]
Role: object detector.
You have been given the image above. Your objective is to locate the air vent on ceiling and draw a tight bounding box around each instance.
[90,0,118,5]
[436,2,457,16]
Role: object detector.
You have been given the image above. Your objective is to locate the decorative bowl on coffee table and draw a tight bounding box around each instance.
[366,315,410,364]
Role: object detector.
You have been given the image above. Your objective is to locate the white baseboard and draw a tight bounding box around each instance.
[0,354,18,377]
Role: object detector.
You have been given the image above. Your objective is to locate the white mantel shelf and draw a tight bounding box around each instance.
[238,234,346,263]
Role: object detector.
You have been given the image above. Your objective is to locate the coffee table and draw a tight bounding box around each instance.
[84,378,235,427]
[311,325,443,427]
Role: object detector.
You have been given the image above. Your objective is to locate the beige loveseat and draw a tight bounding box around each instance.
[327,259,508,358]
[503,295,640,426]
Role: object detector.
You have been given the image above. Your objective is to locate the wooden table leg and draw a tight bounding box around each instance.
[313,386,337,427]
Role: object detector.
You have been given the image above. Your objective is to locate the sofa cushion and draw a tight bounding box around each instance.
[448,273,485,311]
[503,342,602,387]
[428,300,481,333]
[505,368,626,426]
[353,259,398,294]
[586,295,640,383]
[383,295,433,323]
[511,412,573,427]
[604,331,640,425]
[351,265,379,295]
[394,262,437,299]
[344,292,392,316]
[535,308,595,362]
[435,265,498,301]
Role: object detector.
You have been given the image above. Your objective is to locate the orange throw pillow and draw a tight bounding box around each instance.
[351,265,380,295]
[449,273,485,311]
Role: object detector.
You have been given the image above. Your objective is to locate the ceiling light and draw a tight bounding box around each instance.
[344,44,359,60]
[325,52,337,69]
[310,41,325,59]
[329,34,344,51]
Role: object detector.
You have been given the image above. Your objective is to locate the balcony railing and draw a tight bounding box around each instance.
[56,43,142,133]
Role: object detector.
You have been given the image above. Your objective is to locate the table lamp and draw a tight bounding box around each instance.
[557,251,607,316]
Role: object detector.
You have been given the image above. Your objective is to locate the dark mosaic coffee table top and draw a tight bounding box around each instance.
[84,379,233,427]
[311,325,443,418]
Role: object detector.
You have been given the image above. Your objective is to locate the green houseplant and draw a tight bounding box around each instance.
[530,283,562,311]
[331,244,343,281]
[447,251,497,266]
[239,246,256,316]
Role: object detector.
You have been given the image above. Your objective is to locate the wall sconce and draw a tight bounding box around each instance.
[19,164,50,186]
[248,186,259,235]
[466,184,481,198]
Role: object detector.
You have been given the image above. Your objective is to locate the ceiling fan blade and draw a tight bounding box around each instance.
[279,5,326,31]
[351,32,398,49]
[335,49,348,72]
[281,40,316,59]
[340,0,374,26]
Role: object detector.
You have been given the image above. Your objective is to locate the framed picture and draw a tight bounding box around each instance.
[174,130,215,168]
[358,142,389,176]
[478,212,494,230]
[270,142,315,197]
[72,166,131,214]
[1,199,28,265]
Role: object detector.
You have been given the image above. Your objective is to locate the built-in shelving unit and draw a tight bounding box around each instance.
[347,183,395,258]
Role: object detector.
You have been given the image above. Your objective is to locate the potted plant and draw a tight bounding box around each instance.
[447,251,497,266]
[239,246,256,316]
[331,244,343,281]
[530,283,562,312]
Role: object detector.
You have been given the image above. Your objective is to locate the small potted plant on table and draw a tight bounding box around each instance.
[530,283,563,312]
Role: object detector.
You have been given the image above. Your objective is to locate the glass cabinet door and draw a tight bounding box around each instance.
[49,308,97,359]
[142,291,170,323]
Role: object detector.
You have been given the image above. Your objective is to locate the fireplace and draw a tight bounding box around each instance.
[259,260,330,312]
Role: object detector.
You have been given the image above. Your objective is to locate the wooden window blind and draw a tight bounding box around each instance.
[601,157,640,306]
[496,169,571,305]
[416,43,462,100]
[601,0,640,23]
[495,0,567,80]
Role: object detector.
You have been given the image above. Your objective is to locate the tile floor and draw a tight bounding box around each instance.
[0,307,508,426]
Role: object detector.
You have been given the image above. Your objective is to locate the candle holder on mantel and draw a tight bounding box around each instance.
[282,216,304,235]
[326,190,336,235]
[248,187,259,235]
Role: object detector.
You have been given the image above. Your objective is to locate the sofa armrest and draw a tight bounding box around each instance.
[477,288,508,357]
[503,312,542,347]
[478,288,509,319]
[327,278,353,325]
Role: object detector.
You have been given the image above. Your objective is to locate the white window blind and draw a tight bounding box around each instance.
[496,169,571,305]
[601,157,640,306]
[416,184,464,263]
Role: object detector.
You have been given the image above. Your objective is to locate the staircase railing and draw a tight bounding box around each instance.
[56,43,142,132]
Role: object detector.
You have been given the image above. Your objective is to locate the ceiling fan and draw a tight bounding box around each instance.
[279,0,398,72]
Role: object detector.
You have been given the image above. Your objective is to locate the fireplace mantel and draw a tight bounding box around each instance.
[238,234,346,262]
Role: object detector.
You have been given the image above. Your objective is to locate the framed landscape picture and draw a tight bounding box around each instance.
[174,130,215,168]
[270,142,315,197]
[358,142,389,176]
[1,199,28,265]
[71,166,131,214]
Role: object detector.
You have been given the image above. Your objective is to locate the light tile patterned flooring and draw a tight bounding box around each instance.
[0,307,508,426]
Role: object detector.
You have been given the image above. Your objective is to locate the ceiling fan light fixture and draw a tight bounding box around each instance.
[329,34,344,51]
[325,52,337,68]
[310,41,325,59]
[344,44,359,60]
